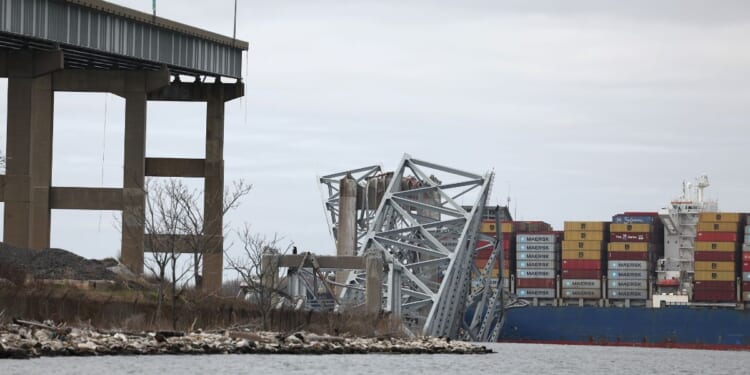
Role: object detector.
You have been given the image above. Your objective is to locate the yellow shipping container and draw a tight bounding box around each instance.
[694,271,735,281]
[562,249,602,260]
[694,241,738,252]
[480,222,497,234]
[609,223,651,233]
[607,242,649,252]
[501,222,514,233]
[699,212,741,223]
[695,261,735,272]
[564,230,605,241]
[562,240,604,251]
[502,269,509,278]
[564,221,607,231]
[697,222,739,232]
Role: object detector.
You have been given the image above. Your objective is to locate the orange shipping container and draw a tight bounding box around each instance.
[694,241,738,252]
[699,212,741,223]
[697,222,740,232]
[609,223,651,233]
[561,249,602,260]
[564,221,607,231]
[562,240,604,251]
[607,242,649,252]
[564,231,605,241]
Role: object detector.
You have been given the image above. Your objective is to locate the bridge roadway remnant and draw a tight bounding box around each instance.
[0,0,248,291]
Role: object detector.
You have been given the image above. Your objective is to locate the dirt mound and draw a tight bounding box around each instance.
[0,243,116,281]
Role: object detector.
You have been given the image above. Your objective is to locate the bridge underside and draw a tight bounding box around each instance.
[0,47,243,291]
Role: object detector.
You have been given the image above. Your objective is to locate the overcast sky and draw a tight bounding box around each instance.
[1,0,749,262]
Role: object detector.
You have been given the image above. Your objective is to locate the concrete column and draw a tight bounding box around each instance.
[202,84,225,291]
[4,77,34,247]
[365,250,383,315]
[29,74,54,249]
[120,92,147,273]
[336,174,357,294]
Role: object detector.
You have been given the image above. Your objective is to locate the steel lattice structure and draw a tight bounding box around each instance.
[320,154,503,339]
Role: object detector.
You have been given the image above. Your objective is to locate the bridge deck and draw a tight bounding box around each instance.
[0,0,247,78]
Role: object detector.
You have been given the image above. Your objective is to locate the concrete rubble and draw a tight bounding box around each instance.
[0,320,493,359]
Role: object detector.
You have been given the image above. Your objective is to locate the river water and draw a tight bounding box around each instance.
[2,343,748,375]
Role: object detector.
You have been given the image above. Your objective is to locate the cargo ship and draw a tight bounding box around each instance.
[481,176,750,349]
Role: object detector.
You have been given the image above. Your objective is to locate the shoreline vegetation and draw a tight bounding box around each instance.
[0,319,493,359]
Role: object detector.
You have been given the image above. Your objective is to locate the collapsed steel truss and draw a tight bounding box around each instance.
[319,154,503,340]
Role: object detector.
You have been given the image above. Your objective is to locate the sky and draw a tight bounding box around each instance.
[1,0,750,263]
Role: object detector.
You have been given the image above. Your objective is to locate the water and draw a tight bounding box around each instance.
[2,343,748,375]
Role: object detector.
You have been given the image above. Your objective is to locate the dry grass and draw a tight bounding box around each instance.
[0,284,403,337]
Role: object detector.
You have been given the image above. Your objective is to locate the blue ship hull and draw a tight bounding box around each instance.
[499,305,750,349]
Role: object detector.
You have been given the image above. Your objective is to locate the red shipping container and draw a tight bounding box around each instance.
[562,269,601,279]
[516,278,556,289]
[695,252,736,262]
[744,262,750,272]
[610,232,651,242]
[562,259,601,270]
[694,280,736,291]
[607,251,649,261]
[696,232,738,242]
[476,249,491,260]
[743,282,750,290]
[744,253,750,262]
[693,289,736,302]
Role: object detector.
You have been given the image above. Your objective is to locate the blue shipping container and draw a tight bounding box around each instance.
[612,215,655,224]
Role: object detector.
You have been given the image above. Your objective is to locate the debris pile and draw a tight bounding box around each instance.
[0,243,116,282]
[0,320,493,358]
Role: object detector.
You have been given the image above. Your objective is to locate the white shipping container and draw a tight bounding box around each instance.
[607,261,649,270]
[517,269,556,279]
[517,288,556,298]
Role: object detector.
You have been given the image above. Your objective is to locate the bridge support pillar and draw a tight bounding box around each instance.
[3,50,62,250]
[203,85,225,292]
[120,92,148,274]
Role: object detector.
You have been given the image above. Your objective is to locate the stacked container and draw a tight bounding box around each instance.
[743,216,750,302]
[477,220,505,289]
[693,212,743,302]
[607,213,662,301]
[561,221,608,300]
[516,232,560,300]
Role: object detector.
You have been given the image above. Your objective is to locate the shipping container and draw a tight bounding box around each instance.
[561,240,605,251]
[744,243,750,252]
[743,281,750,290]
[695,252,736,262]
[744,253,750,262]
[612,215,656,224]
[517,269,556,279]
[517,251,556,261]
[693,289,736,302]
[696,232,738,242]
[610,223,652,233]
[516,234,558,243]
[516,288,556,298]
[564,221,607,231]
[608,270,648,279]
[608,289,648,300]
[501,222,514,233]
[746,225,750,234]
[516,278,556,289]
[607,251,650,261]
[694,271,735,281]
[562,288,602,299]
[610,232,651,242]
[745,235,750,244]
[607,242,649,252]
[517,243,557,252]
[743,291,750,302]
[562,259,602,270]
[561,269,601,279]
[517,260,556,269]
[607,261,650,270]
[694,261,735,272]
[697,222,740,233]
[694,242,739,252]
[564,231,606,241]
[608,279,648,290]
[562,279,600,289]
[694,280,736,290]
[561,249,602,260]
[744,272,750,282]
[480,222,497,234]
[699,212,742,223]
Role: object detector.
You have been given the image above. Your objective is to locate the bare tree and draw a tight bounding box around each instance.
[226,225,291,330]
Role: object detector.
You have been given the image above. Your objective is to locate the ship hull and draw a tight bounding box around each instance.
[499,305,750,349]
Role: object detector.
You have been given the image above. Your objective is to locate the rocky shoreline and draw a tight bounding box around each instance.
[0,320,493,359]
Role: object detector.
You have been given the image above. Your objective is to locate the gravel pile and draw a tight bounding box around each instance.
[0,243,116,281]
